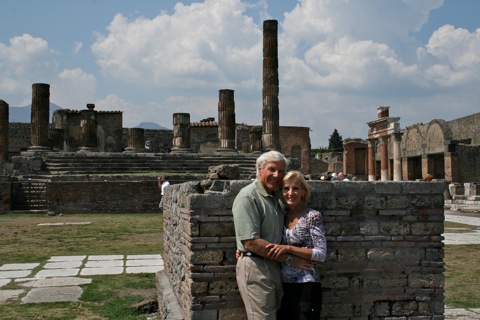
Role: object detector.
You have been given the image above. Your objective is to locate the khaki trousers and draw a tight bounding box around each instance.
[236,255,283,320]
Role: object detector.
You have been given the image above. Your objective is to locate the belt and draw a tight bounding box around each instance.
[240,251,263,258]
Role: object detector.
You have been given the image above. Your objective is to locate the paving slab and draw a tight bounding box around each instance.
[34,268,79,278]
[0,263,40,271]
[445,307,480,320]
[0,270,33,279]
[18,277,92,288]
[88,255,124,260]
[443,230,480,245]
[84,260,124,268]
[127,254,163,260]
[80,267,124,276]
[126,259,163,267]
[0,289,25,304]
[37,222,91,226]
[49,255,86,262]
[0,279,11,288]
[126,266,164,274]
[21,286,83,304]
[43,261,83,269]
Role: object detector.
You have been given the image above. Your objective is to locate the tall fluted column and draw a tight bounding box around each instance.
[0,100,9,162]
[29,83,51,151]
[217,89,237,153]
[78,104,98,152]
[171,113,191,153]
[262,20,280,151]
[380,136,389,181]
[392,133,402,181]
[367,139,376,181]
[124,128,145,153]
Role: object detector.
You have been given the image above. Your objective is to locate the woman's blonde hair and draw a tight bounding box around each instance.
[283,170,311,205]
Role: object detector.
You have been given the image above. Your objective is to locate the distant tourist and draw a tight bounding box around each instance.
[158,176,170,212]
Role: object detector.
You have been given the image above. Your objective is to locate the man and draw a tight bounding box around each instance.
[158,176,170,212]
[233,151,314,319]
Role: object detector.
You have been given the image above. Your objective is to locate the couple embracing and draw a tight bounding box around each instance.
[233,151,327,320]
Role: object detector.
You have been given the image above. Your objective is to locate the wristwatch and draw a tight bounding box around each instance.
[285,254,293,266]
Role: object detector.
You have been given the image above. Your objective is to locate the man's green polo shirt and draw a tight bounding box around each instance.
[233,179,285,252]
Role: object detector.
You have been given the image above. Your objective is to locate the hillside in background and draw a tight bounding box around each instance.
[8,104,169,130]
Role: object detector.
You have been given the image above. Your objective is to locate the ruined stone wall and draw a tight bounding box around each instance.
[190,126,219,153]
[8,123,31,156]
[46,181,159,213]
[0,181,12,212]
[456,144,480,182]
[159,180,445,320]
[279,126,311,173]
[447,112,480,145]
[122,129,173,153]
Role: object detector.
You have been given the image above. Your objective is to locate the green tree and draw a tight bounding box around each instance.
[328,129,343,150]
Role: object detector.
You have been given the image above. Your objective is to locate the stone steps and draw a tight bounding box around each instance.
[42,152,258,178]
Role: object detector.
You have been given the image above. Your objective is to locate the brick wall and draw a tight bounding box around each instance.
[159,180,445,320]
[46,181,160,213]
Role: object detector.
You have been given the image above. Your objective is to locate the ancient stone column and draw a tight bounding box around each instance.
[78,104,98,152]
[380,136,389,181]
[217,89,237,152]
[249,126,262,153]
[124,128,145,153]
[367,139,376,181]
[262,20,280,151]
[0,100,9,162]
[171,113,191,153]
[29,83,51,151]
[392,133,402,181]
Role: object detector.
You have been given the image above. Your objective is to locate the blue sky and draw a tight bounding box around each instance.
[1,0,479,148]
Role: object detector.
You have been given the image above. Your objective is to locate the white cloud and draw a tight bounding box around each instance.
[73,41,83,55]
[51,68,97,108]
[91,0,261,92]
[0,34,58,105]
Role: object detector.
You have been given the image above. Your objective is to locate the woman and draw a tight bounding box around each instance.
[266,170,327,320]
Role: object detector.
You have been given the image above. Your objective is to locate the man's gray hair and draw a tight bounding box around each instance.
[256,151,289,177]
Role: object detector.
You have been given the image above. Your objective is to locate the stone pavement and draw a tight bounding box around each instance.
[0,254,163,304]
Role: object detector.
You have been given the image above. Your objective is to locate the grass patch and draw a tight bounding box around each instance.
[0,213,162,320]
[444,244,480,309]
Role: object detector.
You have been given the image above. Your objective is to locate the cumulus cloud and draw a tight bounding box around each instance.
[51,68,97,108]
[0,34,58,104]
[91,0,262,92]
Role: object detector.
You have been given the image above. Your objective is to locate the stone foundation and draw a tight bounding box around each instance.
[159,180,445,319]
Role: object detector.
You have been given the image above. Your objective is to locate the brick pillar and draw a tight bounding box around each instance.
[171,113,191,153]
[78,104,98,152]
[392,133,402,181]
[367,139,376,181]
[29,83,51,151]
[217,89,236,152]
[380,136,389,181]
[444,152,458,182]
[0,100,9,162]
[124,128,145,153]
[262,20,280,151]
